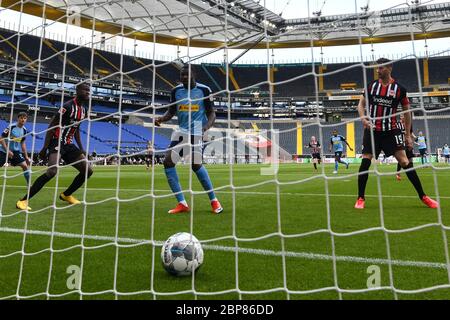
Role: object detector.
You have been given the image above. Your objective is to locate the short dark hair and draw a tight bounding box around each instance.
[376,58,393,68]
[76,82,90,90]
[17,112,28,118]
[181,64,196,76]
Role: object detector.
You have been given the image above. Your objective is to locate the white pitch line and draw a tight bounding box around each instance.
[0,227,447,270]
[3,185,450,199]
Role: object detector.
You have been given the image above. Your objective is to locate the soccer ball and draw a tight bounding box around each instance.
[161,232,204,276]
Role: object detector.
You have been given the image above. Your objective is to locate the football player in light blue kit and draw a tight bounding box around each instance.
[329,129,353,174]
[155,65,223,215]
[0,112,31,184]
[416,131,428,164]
[443,143,450,164]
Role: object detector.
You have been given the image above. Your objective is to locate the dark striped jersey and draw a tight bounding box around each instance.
[53,98,86,145]
[365,79,409,132]
[308,141,321,154]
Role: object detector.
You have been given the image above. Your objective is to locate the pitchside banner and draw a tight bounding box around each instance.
[297,158,364,164]
[297,156,438,164]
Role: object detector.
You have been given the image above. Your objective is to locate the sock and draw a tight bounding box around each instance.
[403,162,426,199]
[340,160,348,166]
[21,173,52,201]
[194,166,216,201]
[63,173,87,196]
[335,161,339,171]
[313,163,317,170]
[396,163,401,174]
[165,167,185,203]
[421,156,425,164]
[23,170,30,184]
[358,158,371,199]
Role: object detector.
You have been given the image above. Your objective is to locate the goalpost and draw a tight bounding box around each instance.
[0,0,449,300]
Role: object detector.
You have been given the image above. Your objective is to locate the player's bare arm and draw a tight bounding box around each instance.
[155,105,177,126]
[203,101,216,132]
[0,135,13,158]
[345,140,354,151]
[21,140,30,165]
[358,95,371,129]
[402,103,413,149]
[75,129,85,155]
[39,115,60,159]
[409,131,418,148]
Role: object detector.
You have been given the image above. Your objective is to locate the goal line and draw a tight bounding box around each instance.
[0,226,447,270]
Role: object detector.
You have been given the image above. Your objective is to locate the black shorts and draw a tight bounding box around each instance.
[334,151,343,158]
[406,148,415,159]
[312,153,321,160]
[168,134,203,163]
[419,149,427,156]
[445,155,450,159]
[0,151,26,166]
[362,129,404,159]
[49,140,83,164]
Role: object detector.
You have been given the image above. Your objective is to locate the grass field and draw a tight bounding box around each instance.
[0,162,449,300]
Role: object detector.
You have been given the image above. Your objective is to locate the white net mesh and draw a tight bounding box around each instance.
[0,0,449,300]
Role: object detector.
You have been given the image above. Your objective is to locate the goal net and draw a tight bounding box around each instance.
[0,0,449,300]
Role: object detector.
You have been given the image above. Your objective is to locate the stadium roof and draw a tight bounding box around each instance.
[2,0,450,48]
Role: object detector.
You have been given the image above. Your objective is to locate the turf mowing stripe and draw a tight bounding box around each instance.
[0,227,448,270]
[3,185,450,199]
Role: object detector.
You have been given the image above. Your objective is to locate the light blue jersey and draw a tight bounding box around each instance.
[417,136,427,149]
[0,123,27,153]
[443,146,450,156]
[331,135,346,152]
[171,83,212,136]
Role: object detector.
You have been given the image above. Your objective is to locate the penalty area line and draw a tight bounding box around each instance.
[0,227,448,270]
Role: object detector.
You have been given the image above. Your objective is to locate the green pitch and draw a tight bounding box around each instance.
[0,163,449,300]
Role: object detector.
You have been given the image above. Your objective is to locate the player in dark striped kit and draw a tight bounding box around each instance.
[16,83,93,211]
[145,140,154,170]
[306,136,321,172]
[355,58,438,209]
